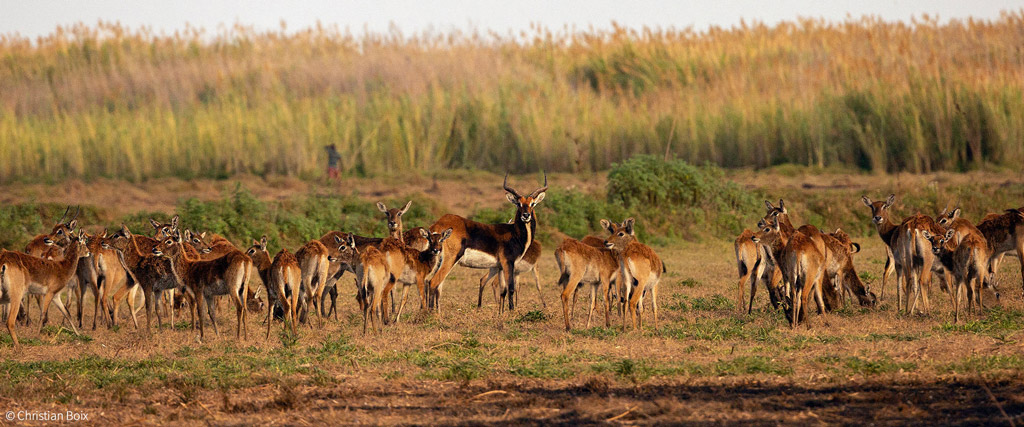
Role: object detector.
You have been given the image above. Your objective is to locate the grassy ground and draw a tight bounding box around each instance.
[0,172,1022,424]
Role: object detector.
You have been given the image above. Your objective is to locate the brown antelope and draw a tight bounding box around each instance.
[556,231,619,331]
[823,229,877,308]
[294,240,331,327]
[88,230,140,330]
[0,230,90,348]
[378,201,413,241]
[149,215,180,239]
[892,213,944,314]
[153,232,252,340]
[427,173,547,314]
[24,206,79,257]
[475,214,546,310]
[974,209,1024,297]
[603,218,664,331]
[378,228,453,322]
[861,195,900,301]
[246,236,301,338]
[935,206,1002,300]
[925,229,990,323]
[354,240,390,334]
[752,217,826,327]
[736,200,792,313]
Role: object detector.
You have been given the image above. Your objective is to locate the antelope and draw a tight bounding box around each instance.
[246,236,301,338]
[974,209,1024,298]
[89,230,141,329]
[894,213,945,314]
[378,201,413,241]
[736,200,792,313]
[925,229,990,323]
[556,227,620,331]
[378,228,453,322]
[153,232,252,340]
[427,173,547,314]
[294,239,331,327]
[149,215,180,240]
[603,218,664,331]
[935,205,1002,300]
[823,229,876,308]
[752,217,826,327]
[861,195,900,301]
[353,239,389,334]
[0,230,90,349]
[24,206,79,257]
[477,215,546,310]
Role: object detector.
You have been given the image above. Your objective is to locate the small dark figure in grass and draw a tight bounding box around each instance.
[325,144,341,180]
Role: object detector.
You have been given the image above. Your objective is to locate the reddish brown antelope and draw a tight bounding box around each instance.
[753,217,826,327]
[427,173,547,314]
[823,229,876,308]
[24,206,79,257]
[477,215,546,310]
[861,195,900,301]
[354,240,390,334]
[378,228,453,322]
[153,232,252,340]
[893,213,944,314]
[378,201,413,241]
[246,236,301,338]
[556,233,619,331]
[603,218,664,331]
[0,230,90,349]
[294,239,331,327]
[925,229,990,323]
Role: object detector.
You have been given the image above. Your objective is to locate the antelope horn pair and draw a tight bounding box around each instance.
[58,206,81,224]
[503,172,548,198]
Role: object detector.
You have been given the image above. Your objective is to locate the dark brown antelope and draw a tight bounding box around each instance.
[427,173,547,314]
[246,236,301,338]
[974,209,1024,298]
[603,218,664,331]
[0,230,90,349]
[153,232,252,340]
[476,215,546,310]
[925,229,990,323]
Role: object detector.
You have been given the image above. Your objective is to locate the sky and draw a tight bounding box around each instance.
[1,0,1022,39]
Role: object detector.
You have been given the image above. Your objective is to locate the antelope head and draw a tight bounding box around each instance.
[603,218,637,251]
[504,172,548,224]
[377,201,412,236]
[861,194,895,225]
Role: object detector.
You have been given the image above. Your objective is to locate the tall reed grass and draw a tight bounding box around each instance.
[1,13,1023,182]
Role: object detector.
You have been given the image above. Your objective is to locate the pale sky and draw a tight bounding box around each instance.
[1,0,1022,39]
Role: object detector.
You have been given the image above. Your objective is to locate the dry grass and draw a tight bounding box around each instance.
[2,13,1024,183]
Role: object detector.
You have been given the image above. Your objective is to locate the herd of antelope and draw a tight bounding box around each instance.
[0,174,666,349]
[736,196,1024,327]
[2,177,1021,350]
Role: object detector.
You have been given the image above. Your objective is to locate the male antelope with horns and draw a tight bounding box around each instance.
[427,173,547,314]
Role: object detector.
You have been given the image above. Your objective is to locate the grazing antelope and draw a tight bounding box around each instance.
[427,173,547,314]
[925,229,990,323]
[153,232,252,340]
[823,229,877,308]
[246,236,301,338]
[378,228,453,322]
[556,229,619,331]
[0,230,90,348]
[753,217,826,327]
[603,218,664,331]
[974,209,1024,297]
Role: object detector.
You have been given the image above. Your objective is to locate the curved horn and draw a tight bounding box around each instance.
[71,206,81,222]
[503,173,521,198]
[529,171,548,198]
[58,206,70,223]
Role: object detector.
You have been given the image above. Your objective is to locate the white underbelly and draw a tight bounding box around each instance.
[459,249,498,269]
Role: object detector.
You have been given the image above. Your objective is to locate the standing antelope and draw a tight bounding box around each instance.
[974,209,1024,297]
[427,173,547,314]
[861,195,900,301]
[477,215,546,310]
[246,236,301,338]
[24,206,79,257]
[350,236,389,334]
[736,200,791,313]
[752,217,826,327]
[556,227,620,331]
[294,239,331,327]
[603,218,664,331]
[1,230,90,349]
[378,228,453,322]
[893,214,944,314]
[153,233,252,340]
[925,229,990,323]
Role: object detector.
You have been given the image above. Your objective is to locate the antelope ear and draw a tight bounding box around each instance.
[441,228,453,240]
[376,202,388,213]
[945,229,955,240]
[778,199,786,214]
[184,229,192,240]
[400,200,412,215]
[199,232,207,239]
[884,194,896,208]
[252,239,261,247]
[347,236,356,246]
[506,193,518,205]
[171,215,179,228]
[623,218,635,235]
[833,228,842,235]
[68,220,78,230]
[851,243,861,254]
[952,208,961,219]
[922,230,932,239]
[532,192,545,205]
[764,200,775,210]
[861,196,872,207]
[149,218,161,229]
[121,224,132,237]
[100,228,108,238]
[334,235,343,243]
[419,228,429,239]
